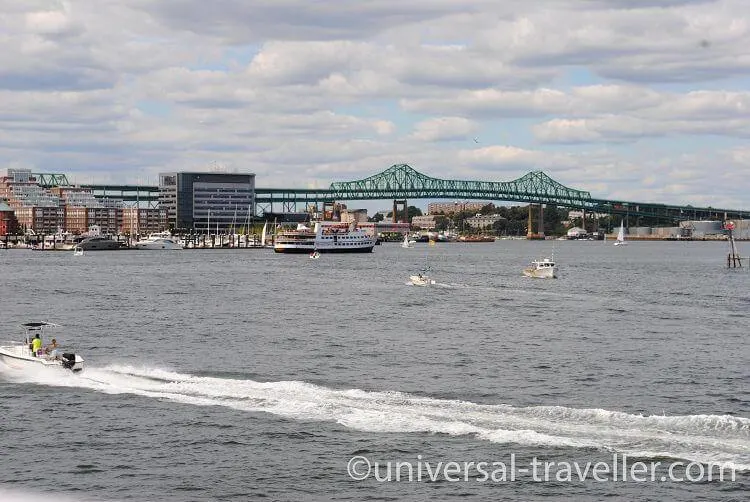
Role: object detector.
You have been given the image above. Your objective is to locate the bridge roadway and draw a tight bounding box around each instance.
[61,164,746,222]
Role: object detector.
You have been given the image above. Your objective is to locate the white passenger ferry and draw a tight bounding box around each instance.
[274,222,376,253]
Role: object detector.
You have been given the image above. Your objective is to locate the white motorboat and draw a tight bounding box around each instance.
[309,251,320,259]
[133,231,184,250]
[410,272,436,286]
[522,257,557,279]
[0,322,84,372]
[613,221,628,246]
[73,247,84,256]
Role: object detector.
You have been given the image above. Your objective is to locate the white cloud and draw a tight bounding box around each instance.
[411,117,477,142]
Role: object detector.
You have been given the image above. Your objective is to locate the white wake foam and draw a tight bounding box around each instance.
[3,364,749,471]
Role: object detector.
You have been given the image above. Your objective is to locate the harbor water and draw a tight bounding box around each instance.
[0,241,748,501]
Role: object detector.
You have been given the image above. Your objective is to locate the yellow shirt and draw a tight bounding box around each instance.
[31,338,42,353]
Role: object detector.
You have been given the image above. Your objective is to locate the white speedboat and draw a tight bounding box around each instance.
[133,231,184,250]
[613,221,628,246]
[522,257,557,279]
[309,251,320,259]
[0,322,84,372]
[73,248,84,256]
[410,272,436,286]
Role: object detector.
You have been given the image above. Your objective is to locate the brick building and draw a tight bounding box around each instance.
[0,200,19,235]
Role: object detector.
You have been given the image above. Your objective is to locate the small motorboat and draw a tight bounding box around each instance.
[522,257,557,279]
[73,247,84,256]
[410,272,436,286]
[0,322,85,372]
[309,251,321,259]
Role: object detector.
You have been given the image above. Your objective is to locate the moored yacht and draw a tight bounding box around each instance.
[73,236,121,251]
[133,231,184,250]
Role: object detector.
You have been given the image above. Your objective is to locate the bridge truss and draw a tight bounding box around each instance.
[36,164,747,222]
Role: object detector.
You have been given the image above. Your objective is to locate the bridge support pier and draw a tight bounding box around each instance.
[393,200,407,223]
[527,204,544,239]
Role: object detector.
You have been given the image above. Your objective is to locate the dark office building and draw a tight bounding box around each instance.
[159,172,255,232]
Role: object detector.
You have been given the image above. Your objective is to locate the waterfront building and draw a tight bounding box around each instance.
[0,200,19,236]
[411,215,437,229]
[373,222,411,236]
[428,201,487,215]
[3,170,64,235]
[121,207,166,236]
[466,214,504,229]
[566,226,588,239]
[51,186,123,235]
[340,209,368,224]
[159,172,255,232]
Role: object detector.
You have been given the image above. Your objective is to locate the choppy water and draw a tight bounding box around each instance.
[1,241,748,501]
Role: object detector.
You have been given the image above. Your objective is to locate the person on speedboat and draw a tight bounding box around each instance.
[31,334,42,356]
[45,338,60,360]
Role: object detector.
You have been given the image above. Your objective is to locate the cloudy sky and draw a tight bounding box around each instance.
[1,0,749,209]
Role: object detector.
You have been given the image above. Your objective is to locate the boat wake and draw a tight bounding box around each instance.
[4,364,749,471]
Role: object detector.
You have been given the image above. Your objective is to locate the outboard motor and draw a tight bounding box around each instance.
[61,353,85,372]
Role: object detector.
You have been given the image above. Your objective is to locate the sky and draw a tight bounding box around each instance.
[1,0,749,211]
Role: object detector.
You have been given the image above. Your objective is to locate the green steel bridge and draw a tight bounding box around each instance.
[35,164,747,222]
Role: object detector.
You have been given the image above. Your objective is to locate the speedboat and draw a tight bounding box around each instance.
[522,257,557,279]
[0,322,85,372]
[410,272,436,286]
[73,247,84,256]
[309,251,320,259]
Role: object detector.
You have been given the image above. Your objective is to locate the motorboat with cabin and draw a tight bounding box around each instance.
[274,221,377,253]
[0,322,85,372]
[522,257,557,279]
[73,236,121,251]
[133,231,184,250]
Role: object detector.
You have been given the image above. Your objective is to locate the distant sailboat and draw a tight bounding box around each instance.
[614,221,627,246]
[402,234,415,249]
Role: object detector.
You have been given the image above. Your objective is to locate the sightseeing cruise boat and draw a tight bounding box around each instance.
[0,322,85,372]
[133,231,184,250]
[274,222,377,253]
